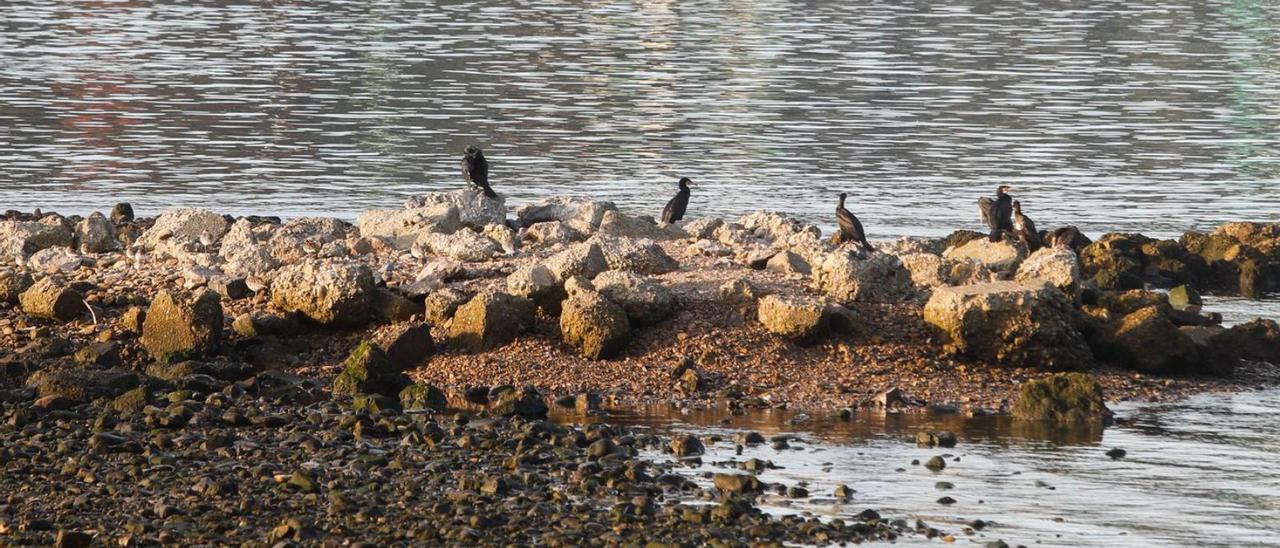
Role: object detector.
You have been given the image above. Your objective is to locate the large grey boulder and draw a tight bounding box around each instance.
[137,208,229,251]
[592,270,677,326]
[897,253,948,289]
[589,236,679,275]
[766,250,811,276]
[218,219,281,277]
[506,264,564,312]
[813,252,915,303]
[923,281,1093,370]
[519,221,584,249]
[405,188,506,228]
[414,229,501,262]
[27,246,84,274]
[598,210,684,240]
[0,217,75,258]
[267,217,347,263]
[738,211,821,243]
[448,292,537,351]
[515,197,616,234]
[757,294,831,343]
[1015,247,1082,301]
[270,260,375,326]
[19,277,83,323]
[357,206,461,250]
[544,242,609,281]
[560,287,631,360]
[76,213,118,253]
[944,238,1026,274]
[142,290,223,363]
[683,218,725,240]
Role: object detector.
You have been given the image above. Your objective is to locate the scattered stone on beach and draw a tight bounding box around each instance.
[373,322,434,370]
[423,287,470,325]
[0,269,35,304]
[924,281,1094,370]
[1011,372,1113,424]
[713,473,763,495]
[19,277,84,323]
[448,291,536,351]
[398,381,447,411]
[270,260,374,326]
[560,286,631,360]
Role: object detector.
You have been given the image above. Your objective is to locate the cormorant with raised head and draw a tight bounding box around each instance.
[978,185,1013,242]
[661,177,692,225]
[462,145,496,198]
[1012,200,1041,252]
[836,193,874,252]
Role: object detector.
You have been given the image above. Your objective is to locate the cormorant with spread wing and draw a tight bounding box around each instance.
[978,185,1013,242]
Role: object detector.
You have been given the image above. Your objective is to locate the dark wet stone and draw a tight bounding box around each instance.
[1106,448,1127,459]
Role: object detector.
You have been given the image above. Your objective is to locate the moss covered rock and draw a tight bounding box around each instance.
[1011,373,1112,424]
[142,290,223,363]
[332,341,410,398]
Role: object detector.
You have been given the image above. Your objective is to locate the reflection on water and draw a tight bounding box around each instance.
[2,0,1278,237]
[558,389,1280,547]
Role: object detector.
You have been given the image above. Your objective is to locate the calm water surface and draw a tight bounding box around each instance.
[2,0,1278,237]
[590,388,1280,547]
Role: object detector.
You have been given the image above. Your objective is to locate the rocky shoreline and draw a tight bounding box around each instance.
[3,191,1280,544]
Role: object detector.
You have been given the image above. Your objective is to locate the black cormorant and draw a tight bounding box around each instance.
[462,145,496,198]
[1012,200,1041,252]
[661,177,692,224]
[836,193,874,252]
[979,185,1013,242]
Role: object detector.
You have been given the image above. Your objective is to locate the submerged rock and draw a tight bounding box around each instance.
[1010,372,1112,424]
[923,281,1093,370]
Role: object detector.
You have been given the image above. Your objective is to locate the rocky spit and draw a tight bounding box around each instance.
[2,190,1280,544]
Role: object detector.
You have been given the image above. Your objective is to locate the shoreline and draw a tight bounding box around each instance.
[4,190,1280,413]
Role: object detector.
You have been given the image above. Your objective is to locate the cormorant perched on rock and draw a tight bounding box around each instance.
[661,177,692,225]
[462,145,496,198]
[978,185,1013,242]
[836,193,874,252]
[1012,200,1041,252]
